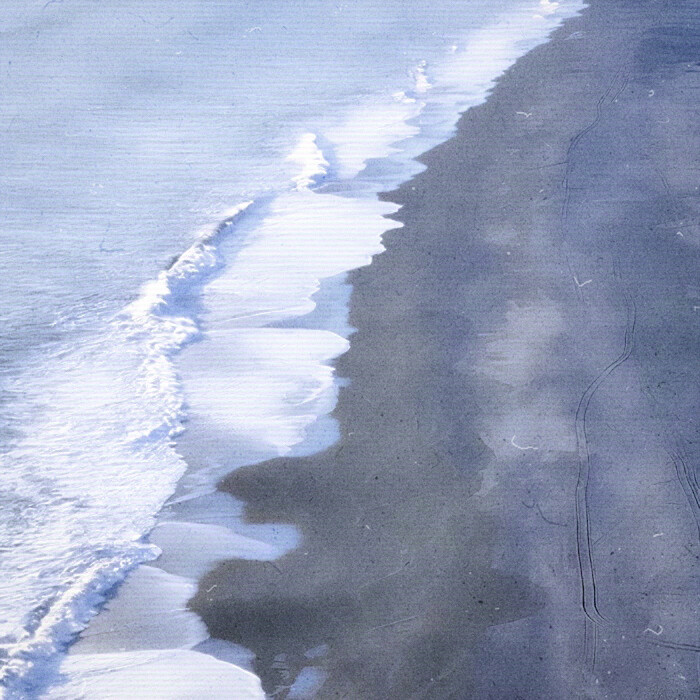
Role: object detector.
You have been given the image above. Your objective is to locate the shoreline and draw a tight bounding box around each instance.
[192,0,700,697]
[32,4,593,697]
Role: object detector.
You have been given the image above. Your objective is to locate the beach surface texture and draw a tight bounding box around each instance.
[190,1,700,697]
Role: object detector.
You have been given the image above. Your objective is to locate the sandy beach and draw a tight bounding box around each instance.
[191,1,700,697]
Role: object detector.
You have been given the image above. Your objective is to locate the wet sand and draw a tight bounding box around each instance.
[191,1,700,697]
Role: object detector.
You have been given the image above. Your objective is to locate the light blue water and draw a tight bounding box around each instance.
[1,0,494,360]
[0,1,584,696]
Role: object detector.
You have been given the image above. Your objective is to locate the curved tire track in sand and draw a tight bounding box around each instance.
[573,282,636,634]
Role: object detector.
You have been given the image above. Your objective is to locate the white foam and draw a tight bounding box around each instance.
[538,0,561,16]
[432,1,585,114]
[149,522,282,579]
[0,544,153,695]
[170,190,384,477]
[118,201,253,442]
[72,566,207,653]
[194,638,257,672]
[47,650,264,700]
[312,2,586,192]
[50,559,263,699]
[205,190,399,327]
[287,133,329,190]
[157,492,301,557]
[411,61,432,94]
[324,93,424,180]
[0,204,256,693]
[180,328,348,455]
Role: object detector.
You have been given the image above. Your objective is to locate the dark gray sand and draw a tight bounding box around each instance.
[191,1,700,697]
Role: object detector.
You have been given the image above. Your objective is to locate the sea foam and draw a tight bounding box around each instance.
[0,204,253,696]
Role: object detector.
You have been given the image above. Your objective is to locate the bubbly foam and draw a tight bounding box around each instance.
[286,133,329,190]
[0,204,252,695]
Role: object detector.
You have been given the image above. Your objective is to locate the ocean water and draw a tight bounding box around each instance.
[0,1,585,697]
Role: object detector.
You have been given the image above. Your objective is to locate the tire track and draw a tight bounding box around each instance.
[560,68,629,304]
[559,71,632,665]
[573,271,637,630]
[561,67,629,224]
[668,447,700,539]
